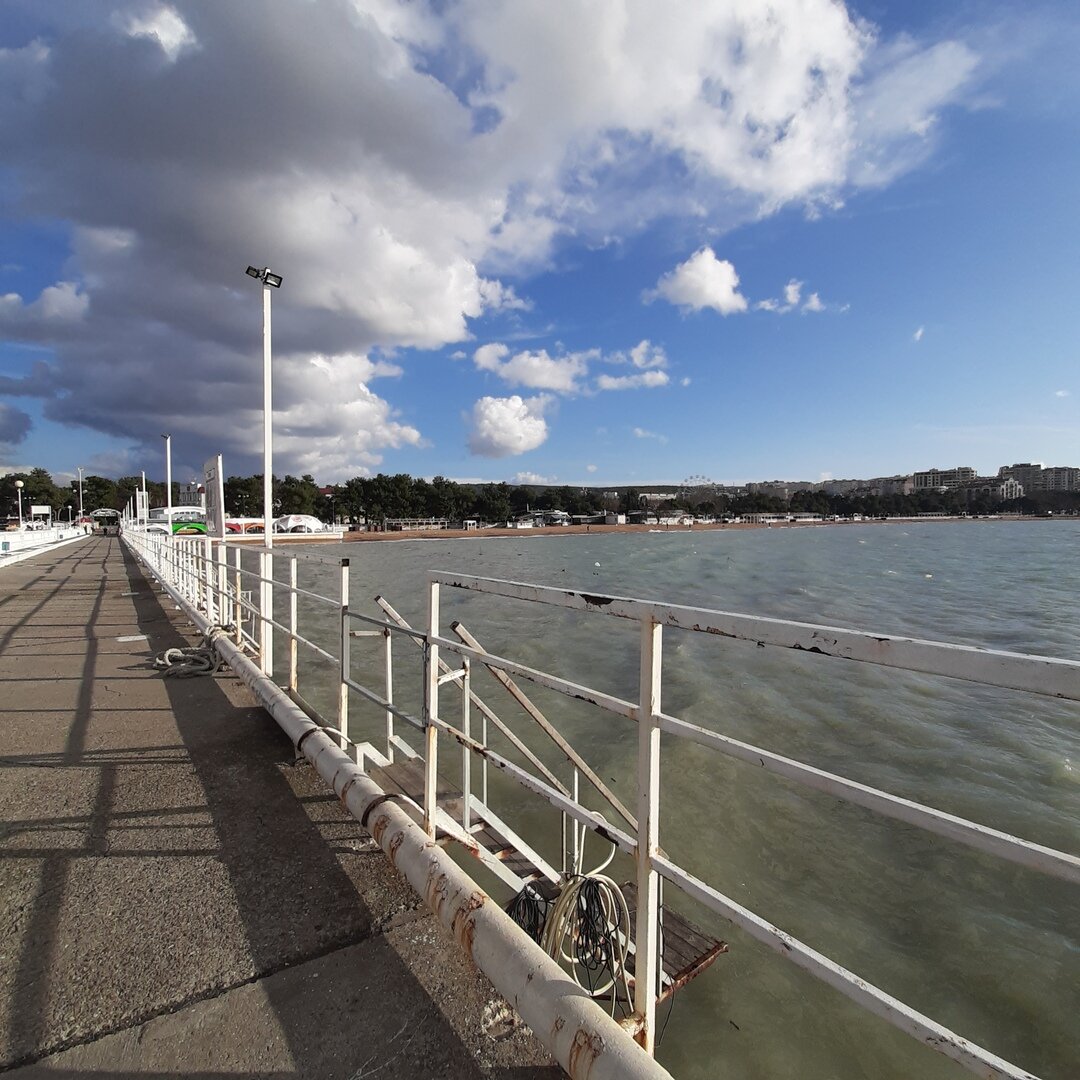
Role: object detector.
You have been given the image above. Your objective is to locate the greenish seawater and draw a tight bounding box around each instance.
[279,521,1078,1080]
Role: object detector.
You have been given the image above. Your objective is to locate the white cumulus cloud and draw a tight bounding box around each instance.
[645,248,748,315]
[468,394,552,457]
[474,343,590,392]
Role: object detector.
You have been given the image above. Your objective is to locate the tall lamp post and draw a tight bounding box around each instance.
[14,480,23,529]
[245,265,283,677]
[244,265,282,543]
[77,466,84,519]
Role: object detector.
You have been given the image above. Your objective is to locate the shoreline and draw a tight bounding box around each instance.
[333,513,1058,543]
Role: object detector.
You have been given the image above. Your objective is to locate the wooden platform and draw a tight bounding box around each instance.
[621,882,728,1001]
[367,755,726,1002]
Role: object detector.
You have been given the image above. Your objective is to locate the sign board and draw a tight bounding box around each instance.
[203,454,226,539]
[29,504,51,516]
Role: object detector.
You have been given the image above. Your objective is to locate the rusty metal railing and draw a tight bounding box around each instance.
[412,572,1077,1073]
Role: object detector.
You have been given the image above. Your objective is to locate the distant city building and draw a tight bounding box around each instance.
[958,477,1024,503]
[867,475,915,496]
[177,481,204,507]
[998,463,1079,492]
[913,466,976,490]
[1040,466,1080,491]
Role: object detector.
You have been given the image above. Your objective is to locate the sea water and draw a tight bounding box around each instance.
[286,521,1079,1079]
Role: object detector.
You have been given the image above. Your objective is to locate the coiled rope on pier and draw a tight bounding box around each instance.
[153,638,225,678]
[537,838,632,1016]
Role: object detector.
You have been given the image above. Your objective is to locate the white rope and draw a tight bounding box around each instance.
[541,837,633,1015]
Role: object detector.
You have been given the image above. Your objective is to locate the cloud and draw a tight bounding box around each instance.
[0,282,90,340]
[478,278,533,312]
[0,2,983,475]
[914,326,925,342]
[475,338,671,395]
[645,248,748,315]
[595,370,669,391]
[632,426,668,444]
[586,464,597,473]
[755,277,832,313]
[474,343,590,392]
[513,470,553,484]
[0,403,32,445]
[1054,389,1069,398]
[468,394,552,457]
[122,5,199,62]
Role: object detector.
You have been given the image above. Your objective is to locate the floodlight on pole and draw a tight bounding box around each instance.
[14,479,23,529]
[245,264,282,678]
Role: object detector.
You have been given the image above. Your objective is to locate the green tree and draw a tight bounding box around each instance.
[277,474,319,515]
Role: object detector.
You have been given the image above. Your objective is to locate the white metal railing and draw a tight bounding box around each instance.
[119,525,1077,1077]
[0,524,91,561]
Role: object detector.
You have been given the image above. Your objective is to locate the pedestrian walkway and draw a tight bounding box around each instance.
[0,537,555,1077]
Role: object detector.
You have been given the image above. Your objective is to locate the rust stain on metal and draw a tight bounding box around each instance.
[567,1029,604,1079]
[388,830,405,863]
[370,813,391,846]
[692,622,737,639]
[450,890,485,955]
[578,593,614,608]
[427,868,450,916]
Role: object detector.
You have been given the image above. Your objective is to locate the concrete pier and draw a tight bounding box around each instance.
[0,537,556,1077]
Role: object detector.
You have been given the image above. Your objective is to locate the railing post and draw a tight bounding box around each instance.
[634,615,662,1054]
[423,580,441,838]
[289,556,298,693]
[233,546,243,646]
[258,550,268,676]
[202,535,214,623]
[462,656,471,830]
[384,627,395,763]
[264,549,274,679]
[216,542,229,632]
[338,558,350,754]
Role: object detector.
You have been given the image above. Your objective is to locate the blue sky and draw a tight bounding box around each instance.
[1,0,1078,488]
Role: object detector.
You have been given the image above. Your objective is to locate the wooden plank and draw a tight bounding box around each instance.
[621,881,727,996]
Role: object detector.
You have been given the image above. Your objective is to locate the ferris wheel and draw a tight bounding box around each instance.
[680,475,717,497]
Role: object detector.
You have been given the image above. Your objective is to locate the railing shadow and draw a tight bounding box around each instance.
[0,538,556,1077]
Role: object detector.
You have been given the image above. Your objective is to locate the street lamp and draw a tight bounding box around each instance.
[245,264,283,678]
[244,266,282,545]
[14,480,23,528]
[77,466,84,519]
